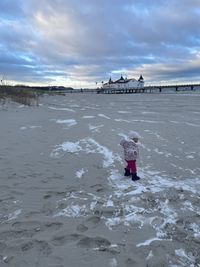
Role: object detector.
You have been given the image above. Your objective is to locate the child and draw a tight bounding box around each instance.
[120,131,141,181]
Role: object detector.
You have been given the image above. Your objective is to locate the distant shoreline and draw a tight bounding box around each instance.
[1,83,200,106]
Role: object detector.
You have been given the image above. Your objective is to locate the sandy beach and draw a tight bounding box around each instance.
[0,92,200,267]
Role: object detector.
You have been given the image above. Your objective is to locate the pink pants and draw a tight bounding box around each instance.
[125,160,137,174]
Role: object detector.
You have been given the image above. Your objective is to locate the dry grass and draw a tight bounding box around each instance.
[0,85,40,106]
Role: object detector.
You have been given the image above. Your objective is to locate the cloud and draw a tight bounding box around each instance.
[0,0,25,17]
[0,0,200,87]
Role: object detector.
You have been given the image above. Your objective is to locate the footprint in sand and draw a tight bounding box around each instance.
[77,236,111,249]
[90,183,106,192]
[125,258,137,267]
[85,215,101,226]
[21,240,52,256]
[12,221,41,229]
[0,230,34,240]
[76,224,88,232]
[0,242,7,251]
[76,215,101,233]
[11,221,63,239]
[77,236,121,255]
[51,233,83,246]
[43,190,68,199]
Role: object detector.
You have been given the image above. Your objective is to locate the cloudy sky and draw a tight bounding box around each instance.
[0,0,200,88]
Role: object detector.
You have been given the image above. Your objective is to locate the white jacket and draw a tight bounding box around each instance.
[120,138,139,160]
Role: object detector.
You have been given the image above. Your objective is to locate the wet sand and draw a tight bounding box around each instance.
[0,93,200,266]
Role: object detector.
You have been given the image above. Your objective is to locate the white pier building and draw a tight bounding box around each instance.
[102,75,144,90]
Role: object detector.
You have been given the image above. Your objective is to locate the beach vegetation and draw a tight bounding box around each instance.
[0,85,69,106]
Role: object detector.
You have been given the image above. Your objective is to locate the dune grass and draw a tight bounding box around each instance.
[0,85,41,106]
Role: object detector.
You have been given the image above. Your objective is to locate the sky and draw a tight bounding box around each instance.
[0,0,200,88]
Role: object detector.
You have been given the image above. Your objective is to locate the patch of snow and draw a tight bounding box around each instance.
[88,124,104,132]
[7,209,22,221]
[20,125,41,130]
[48,106,76,112]
[109,258,118,267]
[146,250,154,260]
[175,249,195,267]
[118,111,132,114]
[136,237,163,247]
[56,119,77,127]
[54,204,86,218]
[98,114,111,119]
[189,223,200,238]
[114,119,131,123]
[76,168,86,179]
[83,115,95,119]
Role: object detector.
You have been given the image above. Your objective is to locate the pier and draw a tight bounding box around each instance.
[97,83,200,94]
